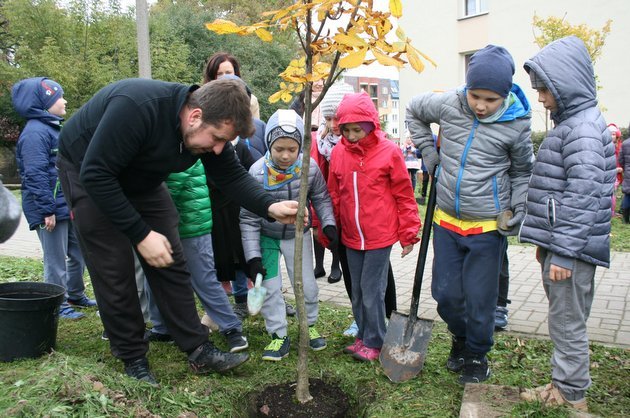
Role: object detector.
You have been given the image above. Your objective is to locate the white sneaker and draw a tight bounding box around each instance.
[342,320,358,337]
[201,313,219,332]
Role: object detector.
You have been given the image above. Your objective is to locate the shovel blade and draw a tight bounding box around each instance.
[380,311,434,383]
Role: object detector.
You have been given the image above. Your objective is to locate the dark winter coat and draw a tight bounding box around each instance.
[520,36,617,268]
[12,77,70,230]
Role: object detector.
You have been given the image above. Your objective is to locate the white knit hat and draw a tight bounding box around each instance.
[320,83,355,118]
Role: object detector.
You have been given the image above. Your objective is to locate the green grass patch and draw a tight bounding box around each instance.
[1,256,629,417]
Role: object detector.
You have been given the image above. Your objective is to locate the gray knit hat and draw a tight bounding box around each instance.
[265,109,304,151]
[320,83,355,118]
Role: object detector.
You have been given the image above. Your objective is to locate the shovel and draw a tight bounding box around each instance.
[247,273,266,316]
[380,169,438,383]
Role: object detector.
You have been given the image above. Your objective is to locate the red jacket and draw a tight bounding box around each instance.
[328,92,421,250]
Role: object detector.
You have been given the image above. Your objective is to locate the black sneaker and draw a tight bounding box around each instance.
[232,302,248,320]
[262,334,290,361]
[124,357,159,386]
[225,329,249,353]
[144,329,174,343]
[327,269,342,284]
[458,354,491,384]
[188,341,249,374]
[101,330,109,341]
[285,303,296,317]
[446,336,466,372]
[308,326,327,351]
[314,267,326,278]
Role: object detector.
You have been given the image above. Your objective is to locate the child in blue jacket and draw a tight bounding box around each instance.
[12,77,95,319]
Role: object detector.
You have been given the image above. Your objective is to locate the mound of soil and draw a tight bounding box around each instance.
[251,378,349,418]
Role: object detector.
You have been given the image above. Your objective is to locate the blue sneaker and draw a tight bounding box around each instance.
[59,305,85,320]
[342,320,358,337]
[495,306,508,330]
[67,295,97,308]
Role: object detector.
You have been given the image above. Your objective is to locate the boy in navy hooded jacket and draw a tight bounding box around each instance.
[12,77,96,318]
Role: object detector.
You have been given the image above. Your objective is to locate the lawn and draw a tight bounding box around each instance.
[0,256,629,417]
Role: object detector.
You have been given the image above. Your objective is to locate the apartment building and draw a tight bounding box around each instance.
[398,0,630,133]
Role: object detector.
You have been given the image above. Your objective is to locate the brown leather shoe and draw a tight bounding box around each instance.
[520,383,588,412]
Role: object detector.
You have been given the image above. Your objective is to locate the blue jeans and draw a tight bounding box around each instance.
[232,269,249,303]
[346,246,392,349]
[149,233,241,335]
[431,224,506,356]
[36,219,86,304]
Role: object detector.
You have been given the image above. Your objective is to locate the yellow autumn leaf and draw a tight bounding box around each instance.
[255,28,273,42]
[333,33,368,48]
[205,19,242,35]
[377,18,392,38]
[407,48,425,73]
[339,48,368,69]
[395,26,406,40]
[410,44,438,68]
[269,90,285,103]
[372,48,404,67]
[389,0,402,18]
[391,41,407,52]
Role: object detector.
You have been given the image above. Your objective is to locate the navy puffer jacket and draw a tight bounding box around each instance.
[12,77,70,230]
[520,36,617,268]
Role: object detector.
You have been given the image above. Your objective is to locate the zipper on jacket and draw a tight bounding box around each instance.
[547,197,556,227]
[352,171,365,250]
[492,176,500,211]
[455,119,479,218]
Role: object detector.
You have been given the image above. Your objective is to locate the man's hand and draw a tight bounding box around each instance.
[268,201,308,225]
[498,205,525,237]
[401,244,414,258]
[43,214,56,232]
[137,231,173,268]
[549,264,572,281]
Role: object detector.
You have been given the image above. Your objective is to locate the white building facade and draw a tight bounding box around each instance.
[398,0,630,133]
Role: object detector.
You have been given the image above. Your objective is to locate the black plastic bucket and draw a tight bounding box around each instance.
[0,282,65,362]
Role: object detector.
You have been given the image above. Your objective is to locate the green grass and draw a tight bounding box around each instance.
[1,256,629,417]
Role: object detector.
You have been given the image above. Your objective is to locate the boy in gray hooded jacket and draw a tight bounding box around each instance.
[519,36,617,412]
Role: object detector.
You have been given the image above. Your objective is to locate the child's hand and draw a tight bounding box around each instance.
[401,244,414,258]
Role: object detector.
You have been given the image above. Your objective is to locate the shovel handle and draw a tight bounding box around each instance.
[408,167,438,321]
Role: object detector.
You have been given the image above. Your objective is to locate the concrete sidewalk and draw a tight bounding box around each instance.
[1,213,628,347]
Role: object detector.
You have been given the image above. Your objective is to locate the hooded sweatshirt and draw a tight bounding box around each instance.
[328,92,421,250]
[12,77,70,230]
[520,36,617,268]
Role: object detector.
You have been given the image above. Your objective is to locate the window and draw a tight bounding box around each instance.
[382,86,388,95]
[464,0,487,17]
[382,100,388,108]
[392,100,398,110]
[392,114,398,123]
[392,127,398,135]
[463,52,474,79]
[369,84,378,98]
[360,83,368,94]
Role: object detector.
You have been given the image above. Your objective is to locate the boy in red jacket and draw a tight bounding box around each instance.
[328,92,421,361]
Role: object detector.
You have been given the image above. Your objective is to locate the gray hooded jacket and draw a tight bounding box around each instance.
[406,85,533,220]
[240,157,335,261]
[520,36,617,268]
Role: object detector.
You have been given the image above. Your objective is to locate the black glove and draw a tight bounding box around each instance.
[246,257,266,280]
[323,225,339,251]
